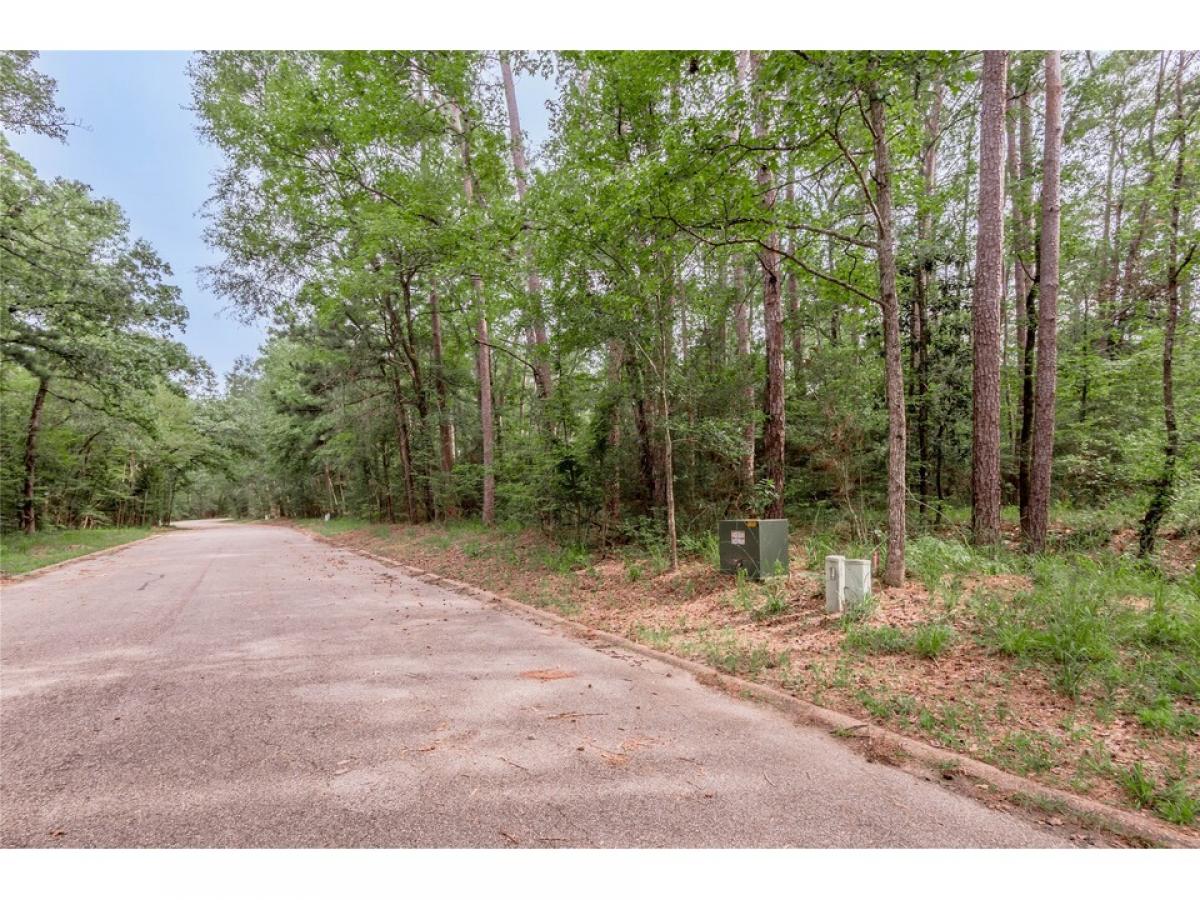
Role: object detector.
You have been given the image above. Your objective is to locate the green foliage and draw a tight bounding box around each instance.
[0,526,153,575]
[5,49,1198,606]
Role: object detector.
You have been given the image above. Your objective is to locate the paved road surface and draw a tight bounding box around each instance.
[1,521,1066,847]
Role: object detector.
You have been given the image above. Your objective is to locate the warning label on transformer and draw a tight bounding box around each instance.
[730,530,746,546]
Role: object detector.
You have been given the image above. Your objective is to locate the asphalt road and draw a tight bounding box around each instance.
[1,520,1067,847]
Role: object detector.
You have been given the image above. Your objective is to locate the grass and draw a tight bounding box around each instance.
[297,516,372,537]
[973,552,1200,702]
[633,624,676,650]
[843,620,956,659]
[912,622,957,658]
[518,588,582,618]
[0,526,154,576]
[1117,757,1200,825]
[727,570,794,621]
[687,629,790,677]
[994,730,1060,775]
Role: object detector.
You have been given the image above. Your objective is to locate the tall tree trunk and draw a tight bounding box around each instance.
[1095,122,1123,358]
[733,259,755,498]
[1016,85,1039,531]
[474,290,496,525]
[378,437,396,523]
[868,64,907,587]
[743,51,786,519]
[1026,51,1063,551]
[1139,52,1188,556]
[655,297,679,572]
[971,51,1008,545]
[452,100,496,525]
[785,175,804,389]
[499,52,553,403]
[915,78,943,516]
[429,287,456,482]
[392,280,435,520]
[632,379,657,514]
[394,397,418,524]
[603,339,624,540]
[1007,95,1030,362]
[1006,83,1032,475]
[20,375,48,534]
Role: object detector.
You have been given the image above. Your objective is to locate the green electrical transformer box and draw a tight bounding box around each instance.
[718,518,789,580]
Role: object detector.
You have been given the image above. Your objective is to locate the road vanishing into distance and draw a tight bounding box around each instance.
[1,520,1068,847]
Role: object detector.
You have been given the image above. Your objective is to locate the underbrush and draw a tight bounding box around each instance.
[972,553,1200,706]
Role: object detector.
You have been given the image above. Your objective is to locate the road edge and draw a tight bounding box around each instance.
[0,531,167,584]
[292,523,1198,849]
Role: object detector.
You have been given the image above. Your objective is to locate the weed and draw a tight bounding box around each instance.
[973,553,1200,702]
[1119,763,1158,808]
[1135,696,1200,736]
[844,624,909,654]
[1154,779,1199,826]
[543,544,591,574]
[679,532,720,568]
[857,689,895,721]
[753,590,792,621]
[912,622,956,658]
[633,624,675,650]
[997,730,1058,775]
[840,594,878,626]
[526,591,581,618]
[1009,792,1070,817]
[856,688,920,723]
[697,631,790,677]
[730,569,754,612]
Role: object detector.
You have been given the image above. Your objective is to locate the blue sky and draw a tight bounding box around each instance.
[6,51,556,381]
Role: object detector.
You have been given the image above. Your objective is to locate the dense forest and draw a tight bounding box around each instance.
[3,50,1198,581]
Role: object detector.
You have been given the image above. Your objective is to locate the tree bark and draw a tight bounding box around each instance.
[655,300,679,572]
[499,52,553,403]
[603,339,624,540]
[868,64,907,588]
[429,287,456,481]
[1016,84,1039,531]
[1026,51,1063,551]
[733,259,755,498]
[971,51,1008,545]
[393,390,419,524]
[915,77,943,516]
[20,375,48,534]
[473,282,496,525]
[784,174,804,389]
